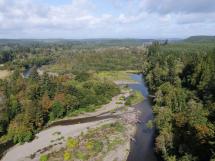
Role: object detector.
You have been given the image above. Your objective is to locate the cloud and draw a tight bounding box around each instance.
[141,0,215,14]
[0,0,110,30]
[0,0,214,38]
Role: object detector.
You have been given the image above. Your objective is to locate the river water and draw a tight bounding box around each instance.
[50,73,158,161]
[0,73,158,161]
[127,74,158,161]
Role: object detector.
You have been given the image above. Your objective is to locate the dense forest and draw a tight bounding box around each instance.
[0,40,145,146]
[144,42,215,161]
[0,39,214,161]
[0,68,120,143]
[1,41,142,144]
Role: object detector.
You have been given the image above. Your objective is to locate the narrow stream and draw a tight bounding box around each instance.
[127,74,158,161]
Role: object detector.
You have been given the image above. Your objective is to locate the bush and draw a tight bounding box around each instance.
[7,114,33,143]
[67,137,78,149]
[75,72,90,81]
[146,120,154,129]
[40,154,48,161]
[75,151,87,160]
[64,151,71,161]
[86,140,103,153]
[49,101,65,120]
[110,122,125,132]
[125,91,144,106]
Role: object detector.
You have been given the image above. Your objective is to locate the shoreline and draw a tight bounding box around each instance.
[1,82,139,161]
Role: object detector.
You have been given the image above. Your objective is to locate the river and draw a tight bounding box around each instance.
[0,73,158,161]
[49,73,158,161]
[127,74,158,161]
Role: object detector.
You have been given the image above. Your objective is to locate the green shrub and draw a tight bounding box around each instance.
[75,151,87,160]
[64,151,71,161]
[49,101,65,120]
[7,114,33,143]
[119,96,125,100]
[40,154,48,161]
[113,122,125,132]
[92,140,103,153]
[125,91,144,106]
[146,120,154,129]
[108,138,123,150]
[67,137,78,149]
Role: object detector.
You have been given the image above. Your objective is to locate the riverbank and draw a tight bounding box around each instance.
[44,114,137,161]
[48,90,130,127]
[1,82,140,161]
[127,74,158,161]
[0,70,11,79]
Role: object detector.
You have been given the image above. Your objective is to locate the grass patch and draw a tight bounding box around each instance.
[40,154,48,161]
[96,70,137,81]
[108,137,124,151]
[68,105,100,117]
[125,91,144,106]
[75,150,88,160]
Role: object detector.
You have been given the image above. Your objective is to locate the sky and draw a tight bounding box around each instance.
[0,0,214,39]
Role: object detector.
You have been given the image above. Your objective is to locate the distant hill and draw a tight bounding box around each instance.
[0,39,156,47]
[184,35,215,43]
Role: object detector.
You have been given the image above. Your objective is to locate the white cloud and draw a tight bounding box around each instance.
[0,0,214,38]
[0,0,107,30]
[140,0,215,14]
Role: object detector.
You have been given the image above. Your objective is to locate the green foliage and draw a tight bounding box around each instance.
[7,114,33,143]
[178,154,197,161]
[75,72,91,82]
[67,137,78,149]
[39,154,48,161]
[42,47,145,73]
[0,41,141,146]
[0,66,120,143]
[8,95,21,119]
[184,36,215,43]
[146,42,215,161]
[2,39,214,161]
[63,151,71,161]
[49,101,65,120]
[47,121,126,161]
[0,50,14,64]
[103,122,125,133]
[97,70,137,81]
[125,91,144,106]
[146,120,154,129]
[75,151,87,160]
[108,138,123,151]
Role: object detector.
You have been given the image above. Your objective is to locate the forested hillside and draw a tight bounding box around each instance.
[185,36,215,43]
[144,42,215,161]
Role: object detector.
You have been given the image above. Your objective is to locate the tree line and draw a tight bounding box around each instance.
[0,68,119,143]
[144,42,215,161]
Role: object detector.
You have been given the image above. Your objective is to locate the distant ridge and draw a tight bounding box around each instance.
[0,39,155,47]
[184,35,215,43]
